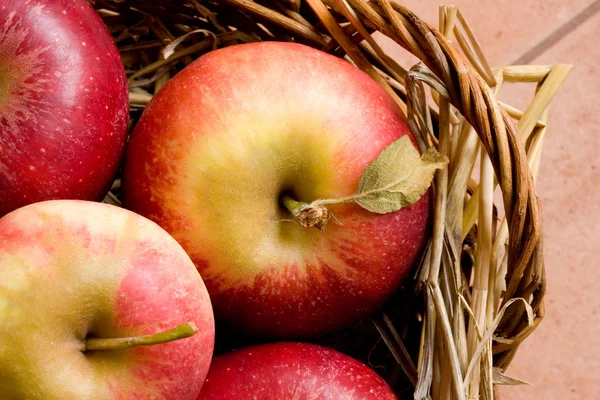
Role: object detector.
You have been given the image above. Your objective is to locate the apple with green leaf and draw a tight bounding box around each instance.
[122,42,446,337]
[197,342,397,399]
[0,200,215,399]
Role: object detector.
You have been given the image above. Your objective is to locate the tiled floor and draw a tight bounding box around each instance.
[382,1,599,398]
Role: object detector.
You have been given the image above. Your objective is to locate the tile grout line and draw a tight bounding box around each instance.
[512,0,600,64]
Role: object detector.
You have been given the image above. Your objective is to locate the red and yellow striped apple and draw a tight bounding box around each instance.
[197,342,397,399]
[0,0,129,216]
[122,42,430,337]
[0,201,215,399]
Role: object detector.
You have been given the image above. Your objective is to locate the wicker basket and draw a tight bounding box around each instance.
[94,0,572,398]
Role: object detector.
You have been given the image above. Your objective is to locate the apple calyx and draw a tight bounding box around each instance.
[281,194,331,230]
[82,321,198,352]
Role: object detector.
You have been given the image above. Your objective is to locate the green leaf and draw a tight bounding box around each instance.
[353,136,448,214]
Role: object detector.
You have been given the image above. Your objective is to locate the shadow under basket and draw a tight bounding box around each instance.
[94,0,572,398]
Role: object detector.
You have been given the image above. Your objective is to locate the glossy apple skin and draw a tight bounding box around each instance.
[197,342,397,399]
[123,42,430,337]
[0,201,215,399]
[0,0,129,216]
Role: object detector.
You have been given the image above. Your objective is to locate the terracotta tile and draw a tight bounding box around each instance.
[378,0,594,68]
[498,10,600,400]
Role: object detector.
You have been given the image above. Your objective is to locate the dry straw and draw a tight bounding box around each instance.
[92,0,571,398]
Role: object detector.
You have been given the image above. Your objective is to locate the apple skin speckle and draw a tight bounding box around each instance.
[0,0,128,217]
[197,342,397,400]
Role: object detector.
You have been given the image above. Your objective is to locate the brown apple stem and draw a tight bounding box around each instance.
[83,322,197,352]
[280,194,331,231]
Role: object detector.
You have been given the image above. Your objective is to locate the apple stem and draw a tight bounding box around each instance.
[82,322,198,352]
[280,194,331,231]
[280,194,308,216]
[313,195,359,206]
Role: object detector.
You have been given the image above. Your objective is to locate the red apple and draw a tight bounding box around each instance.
[197,342,397,399]
[0,200,215,399]
[0,0,129,216]
[122,42,430,337]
